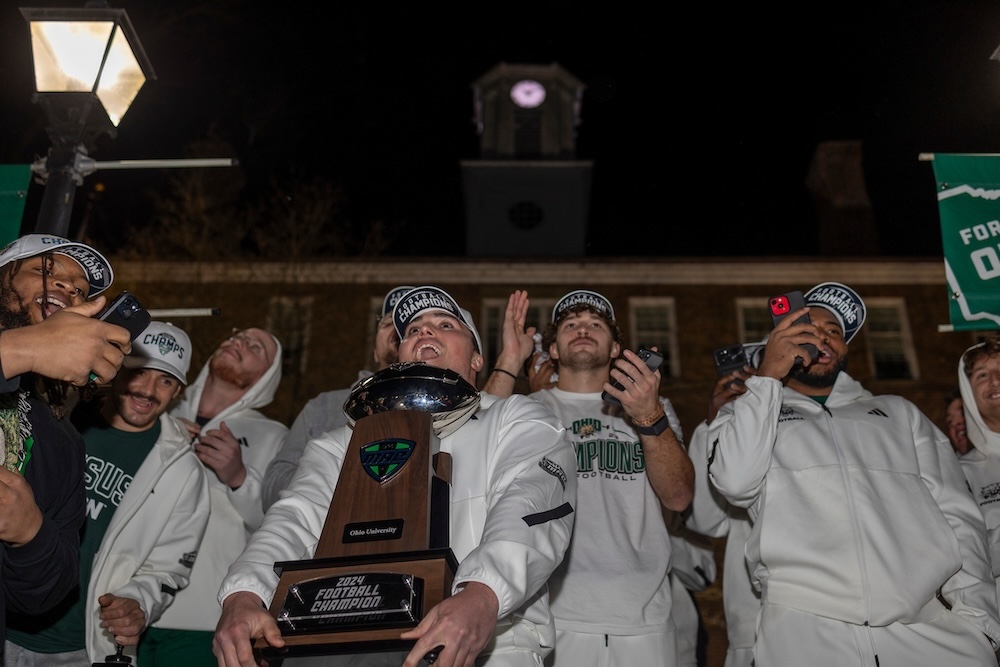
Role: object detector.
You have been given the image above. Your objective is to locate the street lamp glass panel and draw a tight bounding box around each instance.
[97,29,146,126]
[29,20,114,93]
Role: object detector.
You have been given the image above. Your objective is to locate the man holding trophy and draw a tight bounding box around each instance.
[213,286,577,667]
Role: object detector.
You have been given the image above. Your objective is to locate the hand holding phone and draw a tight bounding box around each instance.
[713,344,747,377]
[90,291,151,383]
[602,348,664,406]
[768,291,818,363]
[713,344,748,387]
[98,291,151,343]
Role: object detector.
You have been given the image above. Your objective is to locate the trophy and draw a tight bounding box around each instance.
[255,363,480,663]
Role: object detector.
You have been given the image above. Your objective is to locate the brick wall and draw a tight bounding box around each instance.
[113,257,983,664]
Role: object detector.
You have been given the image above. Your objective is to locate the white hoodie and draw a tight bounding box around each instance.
[85,414,210,663]
[154,335,288,631]
[957,341,1000,601]
[709,372,1000,644]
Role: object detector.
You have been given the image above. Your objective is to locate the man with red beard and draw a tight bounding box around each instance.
[0,233,131,657]
[6,321,209,666]
[709,282,1000,665]
[146,327,286,665]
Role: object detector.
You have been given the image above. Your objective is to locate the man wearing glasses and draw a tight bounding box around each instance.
[143,327,288,666]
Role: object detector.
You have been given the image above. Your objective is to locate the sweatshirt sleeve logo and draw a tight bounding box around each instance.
[539,456,568,490]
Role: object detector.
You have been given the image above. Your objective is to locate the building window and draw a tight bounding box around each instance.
[266,296,314,376]
[865,298,918,380]
[628,297,678,378]
[479,297,556,384]
[736,297,772,344]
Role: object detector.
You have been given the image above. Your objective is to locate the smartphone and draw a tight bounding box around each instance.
[602,348,664,406]
[713,344,748,378]
[768,291,818,361]
[98,291,152,342]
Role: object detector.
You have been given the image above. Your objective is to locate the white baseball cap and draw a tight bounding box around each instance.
[123,321,192,384]
[0,234,114,297]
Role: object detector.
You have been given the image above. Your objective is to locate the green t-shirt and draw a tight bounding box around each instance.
[7,417,159,652]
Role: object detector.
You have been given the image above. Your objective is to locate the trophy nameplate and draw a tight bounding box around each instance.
[256,409,457,662]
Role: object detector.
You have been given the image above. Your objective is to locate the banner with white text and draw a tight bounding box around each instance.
[931,153,1000,331]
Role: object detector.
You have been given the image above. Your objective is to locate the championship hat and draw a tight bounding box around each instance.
[551,289,615,323]
[392,286,482,352]
[0,233,113,297]
[381,285,415,318]
[123,321,192,384]
[804,282,867,344]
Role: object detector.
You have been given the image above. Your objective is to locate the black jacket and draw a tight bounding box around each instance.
[0,374,85,645]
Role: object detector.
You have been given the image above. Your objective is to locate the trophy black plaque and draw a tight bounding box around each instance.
[256,364,479,662]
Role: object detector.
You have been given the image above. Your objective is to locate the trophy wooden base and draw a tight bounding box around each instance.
[253,409,457,663]
[255,548,458,663]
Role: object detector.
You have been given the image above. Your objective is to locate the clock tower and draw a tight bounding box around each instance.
[461,62,593,257]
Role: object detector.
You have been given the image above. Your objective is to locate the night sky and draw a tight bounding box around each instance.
[3,2,1000,258]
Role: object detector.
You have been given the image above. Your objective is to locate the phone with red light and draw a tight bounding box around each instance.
[768,291,818,362]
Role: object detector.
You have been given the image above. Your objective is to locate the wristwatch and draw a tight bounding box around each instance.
[634,413,671,436]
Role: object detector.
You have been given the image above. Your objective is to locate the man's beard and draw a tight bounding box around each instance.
[375,348,399,370]
[0,269,70,417]
[209,354,256,389]
[789,353,848,388]
[558,345,609,373]
[0,283,32,330]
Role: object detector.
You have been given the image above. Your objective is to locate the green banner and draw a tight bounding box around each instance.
[931,154,1000,331]
[0,165,30,247]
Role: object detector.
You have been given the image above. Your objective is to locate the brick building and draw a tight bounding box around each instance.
[114,256,989,665]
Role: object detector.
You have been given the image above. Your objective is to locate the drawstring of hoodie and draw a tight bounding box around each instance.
[863,622,880,666]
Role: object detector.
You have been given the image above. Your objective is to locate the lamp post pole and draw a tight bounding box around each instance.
[35,141,86,237]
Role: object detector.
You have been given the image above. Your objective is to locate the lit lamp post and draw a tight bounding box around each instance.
[20,6,155,237]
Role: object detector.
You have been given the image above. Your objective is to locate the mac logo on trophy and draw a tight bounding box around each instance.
[255,362,480,662]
